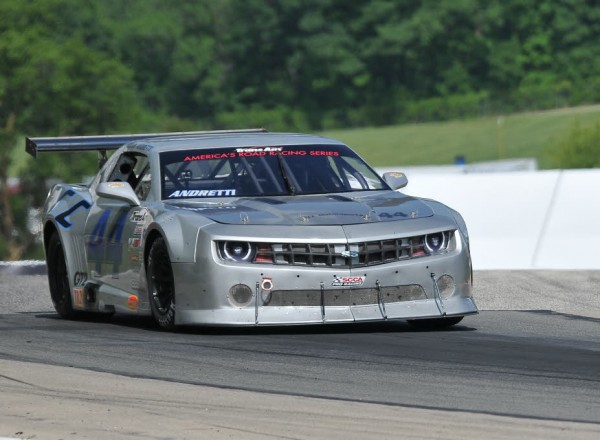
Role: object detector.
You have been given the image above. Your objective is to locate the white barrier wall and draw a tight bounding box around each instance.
[394,169,600,270]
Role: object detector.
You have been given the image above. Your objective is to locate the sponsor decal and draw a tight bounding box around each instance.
[130,208,148,224]
[127,295,139,311]
[341,250,359,258]
[185,152,236,161]
[73,287,85,307]
[280,150,307,156]
[130,252,141,263]
[168,189,236,198]
[235,147,283,154]
[134,226,144,236]
[73,272,88,286]
[308,150,339,156]
[182,147,340,161]
[331,276,365,287]
[128,237,142,249]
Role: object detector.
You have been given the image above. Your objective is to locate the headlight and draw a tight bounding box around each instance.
[222,241,255,262]
[424,232,447,254]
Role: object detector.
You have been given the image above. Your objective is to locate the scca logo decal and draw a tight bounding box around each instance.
[331,276,365,287]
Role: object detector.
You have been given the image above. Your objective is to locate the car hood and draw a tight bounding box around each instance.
[166,192,434,226]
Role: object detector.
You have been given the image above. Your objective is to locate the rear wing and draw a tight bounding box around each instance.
[25,128,268,166]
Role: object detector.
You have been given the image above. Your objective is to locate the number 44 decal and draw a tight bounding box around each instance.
[87,209,128,247]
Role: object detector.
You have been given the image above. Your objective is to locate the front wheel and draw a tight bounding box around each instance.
[407,316,464,329]
[47,232,76,318]
[147,237,176,330]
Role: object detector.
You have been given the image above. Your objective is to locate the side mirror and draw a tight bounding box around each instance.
[97,182,141,206]
[382,172,408,190]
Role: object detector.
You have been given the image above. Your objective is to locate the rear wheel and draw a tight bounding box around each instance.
[47,232,76,318]
[407,316,464,329]
[147,237,176,330]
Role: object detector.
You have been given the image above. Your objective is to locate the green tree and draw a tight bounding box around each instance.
[0,0,140,259]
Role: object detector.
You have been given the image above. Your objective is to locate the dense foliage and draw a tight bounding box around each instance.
[5,0,598,133]
[1,0,599,258]
[98,0,600,129]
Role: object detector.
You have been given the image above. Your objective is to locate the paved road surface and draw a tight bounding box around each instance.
[0,270,598,439]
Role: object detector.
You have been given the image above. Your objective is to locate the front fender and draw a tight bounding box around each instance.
[146,211,214,264]
[44,185,92,285]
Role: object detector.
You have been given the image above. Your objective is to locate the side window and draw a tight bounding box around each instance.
[108,153,137,185]
[335,156,384,190]
[107,152,151,199]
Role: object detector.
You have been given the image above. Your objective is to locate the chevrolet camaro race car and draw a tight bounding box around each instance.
[26,129,477,330]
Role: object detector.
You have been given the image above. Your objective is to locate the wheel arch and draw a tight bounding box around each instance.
[143,229,164,272]
[43,220,60,254]
[144,212,202,267]
[42,219,87,295]
[144,229,177,330]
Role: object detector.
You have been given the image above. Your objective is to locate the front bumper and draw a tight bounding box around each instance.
[173,229,477,326]
[176,295,477,326]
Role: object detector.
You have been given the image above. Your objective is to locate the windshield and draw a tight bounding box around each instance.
[160,144,387,200]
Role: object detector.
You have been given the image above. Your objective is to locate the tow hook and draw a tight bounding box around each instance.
[431,272,446,316]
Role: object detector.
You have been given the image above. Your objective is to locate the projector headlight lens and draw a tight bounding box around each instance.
[425,232,447,254]
[222,241,255,262]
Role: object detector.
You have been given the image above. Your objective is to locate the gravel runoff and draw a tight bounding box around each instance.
[1,265,599,318]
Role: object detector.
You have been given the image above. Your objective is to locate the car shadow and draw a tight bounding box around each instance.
[33,311,477,335]
[177,321,477,336]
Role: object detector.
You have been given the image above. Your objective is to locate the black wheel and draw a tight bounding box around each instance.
[147,237,176,330]
[47,232,76,318]
[407,316,464,330]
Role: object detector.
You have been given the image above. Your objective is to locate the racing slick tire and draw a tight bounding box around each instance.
[47,232,77,318]
[147,236,176,330]
[407,316,464,329]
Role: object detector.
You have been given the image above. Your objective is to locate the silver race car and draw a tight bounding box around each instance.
[27,130,477,330]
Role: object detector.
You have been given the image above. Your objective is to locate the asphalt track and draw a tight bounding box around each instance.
[0,270,599,439]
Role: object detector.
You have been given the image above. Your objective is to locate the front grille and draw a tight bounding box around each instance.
[217,230,454,268]
[263,284,427,307]
[269,241,412,267]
